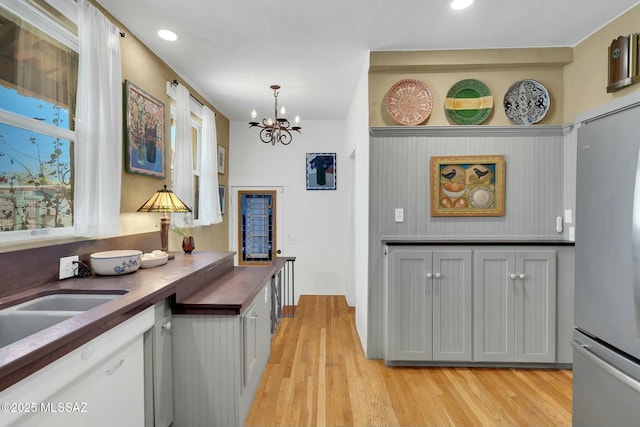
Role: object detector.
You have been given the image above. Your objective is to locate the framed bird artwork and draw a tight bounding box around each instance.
[430,155,505,217]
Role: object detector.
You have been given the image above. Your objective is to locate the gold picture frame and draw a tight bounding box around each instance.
[431,155,505,217]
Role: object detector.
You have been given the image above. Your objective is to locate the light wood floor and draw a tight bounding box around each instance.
[245,295,572,427]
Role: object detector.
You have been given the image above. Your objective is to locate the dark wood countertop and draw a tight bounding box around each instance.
[0,251,270,391]
[172,265,275,315]
[171,257,295,315]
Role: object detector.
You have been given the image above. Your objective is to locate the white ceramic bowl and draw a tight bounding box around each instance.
[141,250,169,269]
[90,250,142,276]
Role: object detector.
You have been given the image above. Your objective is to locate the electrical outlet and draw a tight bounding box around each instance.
[288,235,300,245]
[59,255,79,280]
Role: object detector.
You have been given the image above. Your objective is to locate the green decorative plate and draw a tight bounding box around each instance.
[445,79,493,125]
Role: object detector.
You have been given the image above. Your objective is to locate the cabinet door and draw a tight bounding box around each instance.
[515,251,556,363]
[243,301,259,386]
[432,251,472,361]
[474,251,516,362]
[388,250,433,361]
[152,314,174,427]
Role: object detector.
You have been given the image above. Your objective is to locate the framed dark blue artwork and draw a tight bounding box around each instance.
[306,153,336,190]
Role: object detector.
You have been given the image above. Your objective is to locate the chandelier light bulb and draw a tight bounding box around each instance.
[251,109,257,119]
[267,118,273,126]
[295,115,300,124]
[280,106,286,115]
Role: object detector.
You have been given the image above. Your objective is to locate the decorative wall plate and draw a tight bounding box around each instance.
[445,79,493,125]
[503,79,550,125]
[385,79,434,126]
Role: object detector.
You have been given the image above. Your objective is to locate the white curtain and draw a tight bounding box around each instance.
[199,106,222,225]
[74,0,122,237]
[172,84,195,227]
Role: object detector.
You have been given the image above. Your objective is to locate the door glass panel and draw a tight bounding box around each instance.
[239,191,276,264]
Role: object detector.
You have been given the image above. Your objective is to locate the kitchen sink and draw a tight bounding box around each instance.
[0,311,76,349]
[13,293,124,312]
[0,292,126,349]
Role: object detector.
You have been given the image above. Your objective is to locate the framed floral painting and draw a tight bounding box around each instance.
[431,155,505,216]
[124,80,165,178]
[306,153,336,190]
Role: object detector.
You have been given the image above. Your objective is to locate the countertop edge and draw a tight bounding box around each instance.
[0,251,235,391]
[381,236,575,246]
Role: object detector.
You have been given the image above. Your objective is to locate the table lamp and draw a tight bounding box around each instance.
[137,185,192,258]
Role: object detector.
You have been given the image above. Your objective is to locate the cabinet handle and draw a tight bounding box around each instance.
[510,273,517,280]
[519,273,526,280]
[426,273,433,279]
[434,273,441,279]
[106,358,125,376]
[249,313,259,319]
[162,321,172,331]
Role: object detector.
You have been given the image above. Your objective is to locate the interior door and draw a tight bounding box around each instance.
[238,190,276,265]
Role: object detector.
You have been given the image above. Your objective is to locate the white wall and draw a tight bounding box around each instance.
[345,55,371,355]
[229,119,350,300]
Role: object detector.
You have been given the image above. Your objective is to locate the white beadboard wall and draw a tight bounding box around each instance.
[366,125,572,358]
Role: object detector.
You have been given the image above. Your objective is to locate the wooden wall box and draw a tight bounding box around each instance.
[607,34,640,93]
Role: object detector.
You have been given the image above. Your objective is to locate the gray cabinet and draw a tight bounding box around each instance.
[240,286,272,420]
[172,282,271,427]
[144,299,173,427]
[387,249,472,362]
[473,250,557,363]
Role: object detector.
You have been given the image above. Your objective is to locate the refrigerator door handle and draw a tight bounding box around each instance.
[631,148,640,338]
[572,340,640,394]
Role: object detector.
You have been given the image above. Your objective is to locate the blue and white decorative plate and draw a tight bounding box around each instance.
[503,79,550,125]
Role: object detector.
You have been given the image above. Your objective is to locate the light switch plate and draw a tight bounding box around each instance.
[564,209,573,224]
[395,208,404,223]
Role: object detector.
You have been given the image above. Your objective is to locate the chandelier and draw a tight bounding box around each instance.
[249,85,301,145]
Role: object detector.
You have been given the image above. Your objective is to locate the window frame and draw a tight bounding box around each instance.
[0,0,78,243]
[167,83,207,226]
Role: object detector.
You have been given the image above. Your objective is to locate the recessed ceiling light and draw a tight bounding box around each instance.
[451,0,474,10]
[158,29,178,41]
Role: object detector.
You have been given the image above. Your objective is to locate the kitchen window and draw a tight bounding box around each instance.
[0,0,78,241]
[170,111,201,221]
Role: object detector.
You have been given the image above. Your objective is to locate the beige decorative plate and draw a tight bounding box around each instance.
[385,79,434,126]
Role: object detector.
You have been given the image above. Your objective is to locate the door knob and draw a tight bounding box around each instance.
[162,321,172,331]
[434,273,441,279]
[426,272,433,279]
[510,273,517,280]
[519,273,526,280]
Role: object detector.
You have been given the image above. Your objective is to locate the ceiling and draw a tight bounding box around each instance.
[96,0,640,122]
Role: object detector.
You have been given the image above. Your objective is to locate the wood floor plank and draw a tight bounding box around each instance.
[245,295,572,427]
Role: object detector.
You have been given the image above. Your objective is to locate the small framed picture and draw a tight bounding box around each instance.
[218,184,226,214]
[431,155,505,217]
[306,153,336,190]
[124,80,165,178]
[218,146,225,175]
